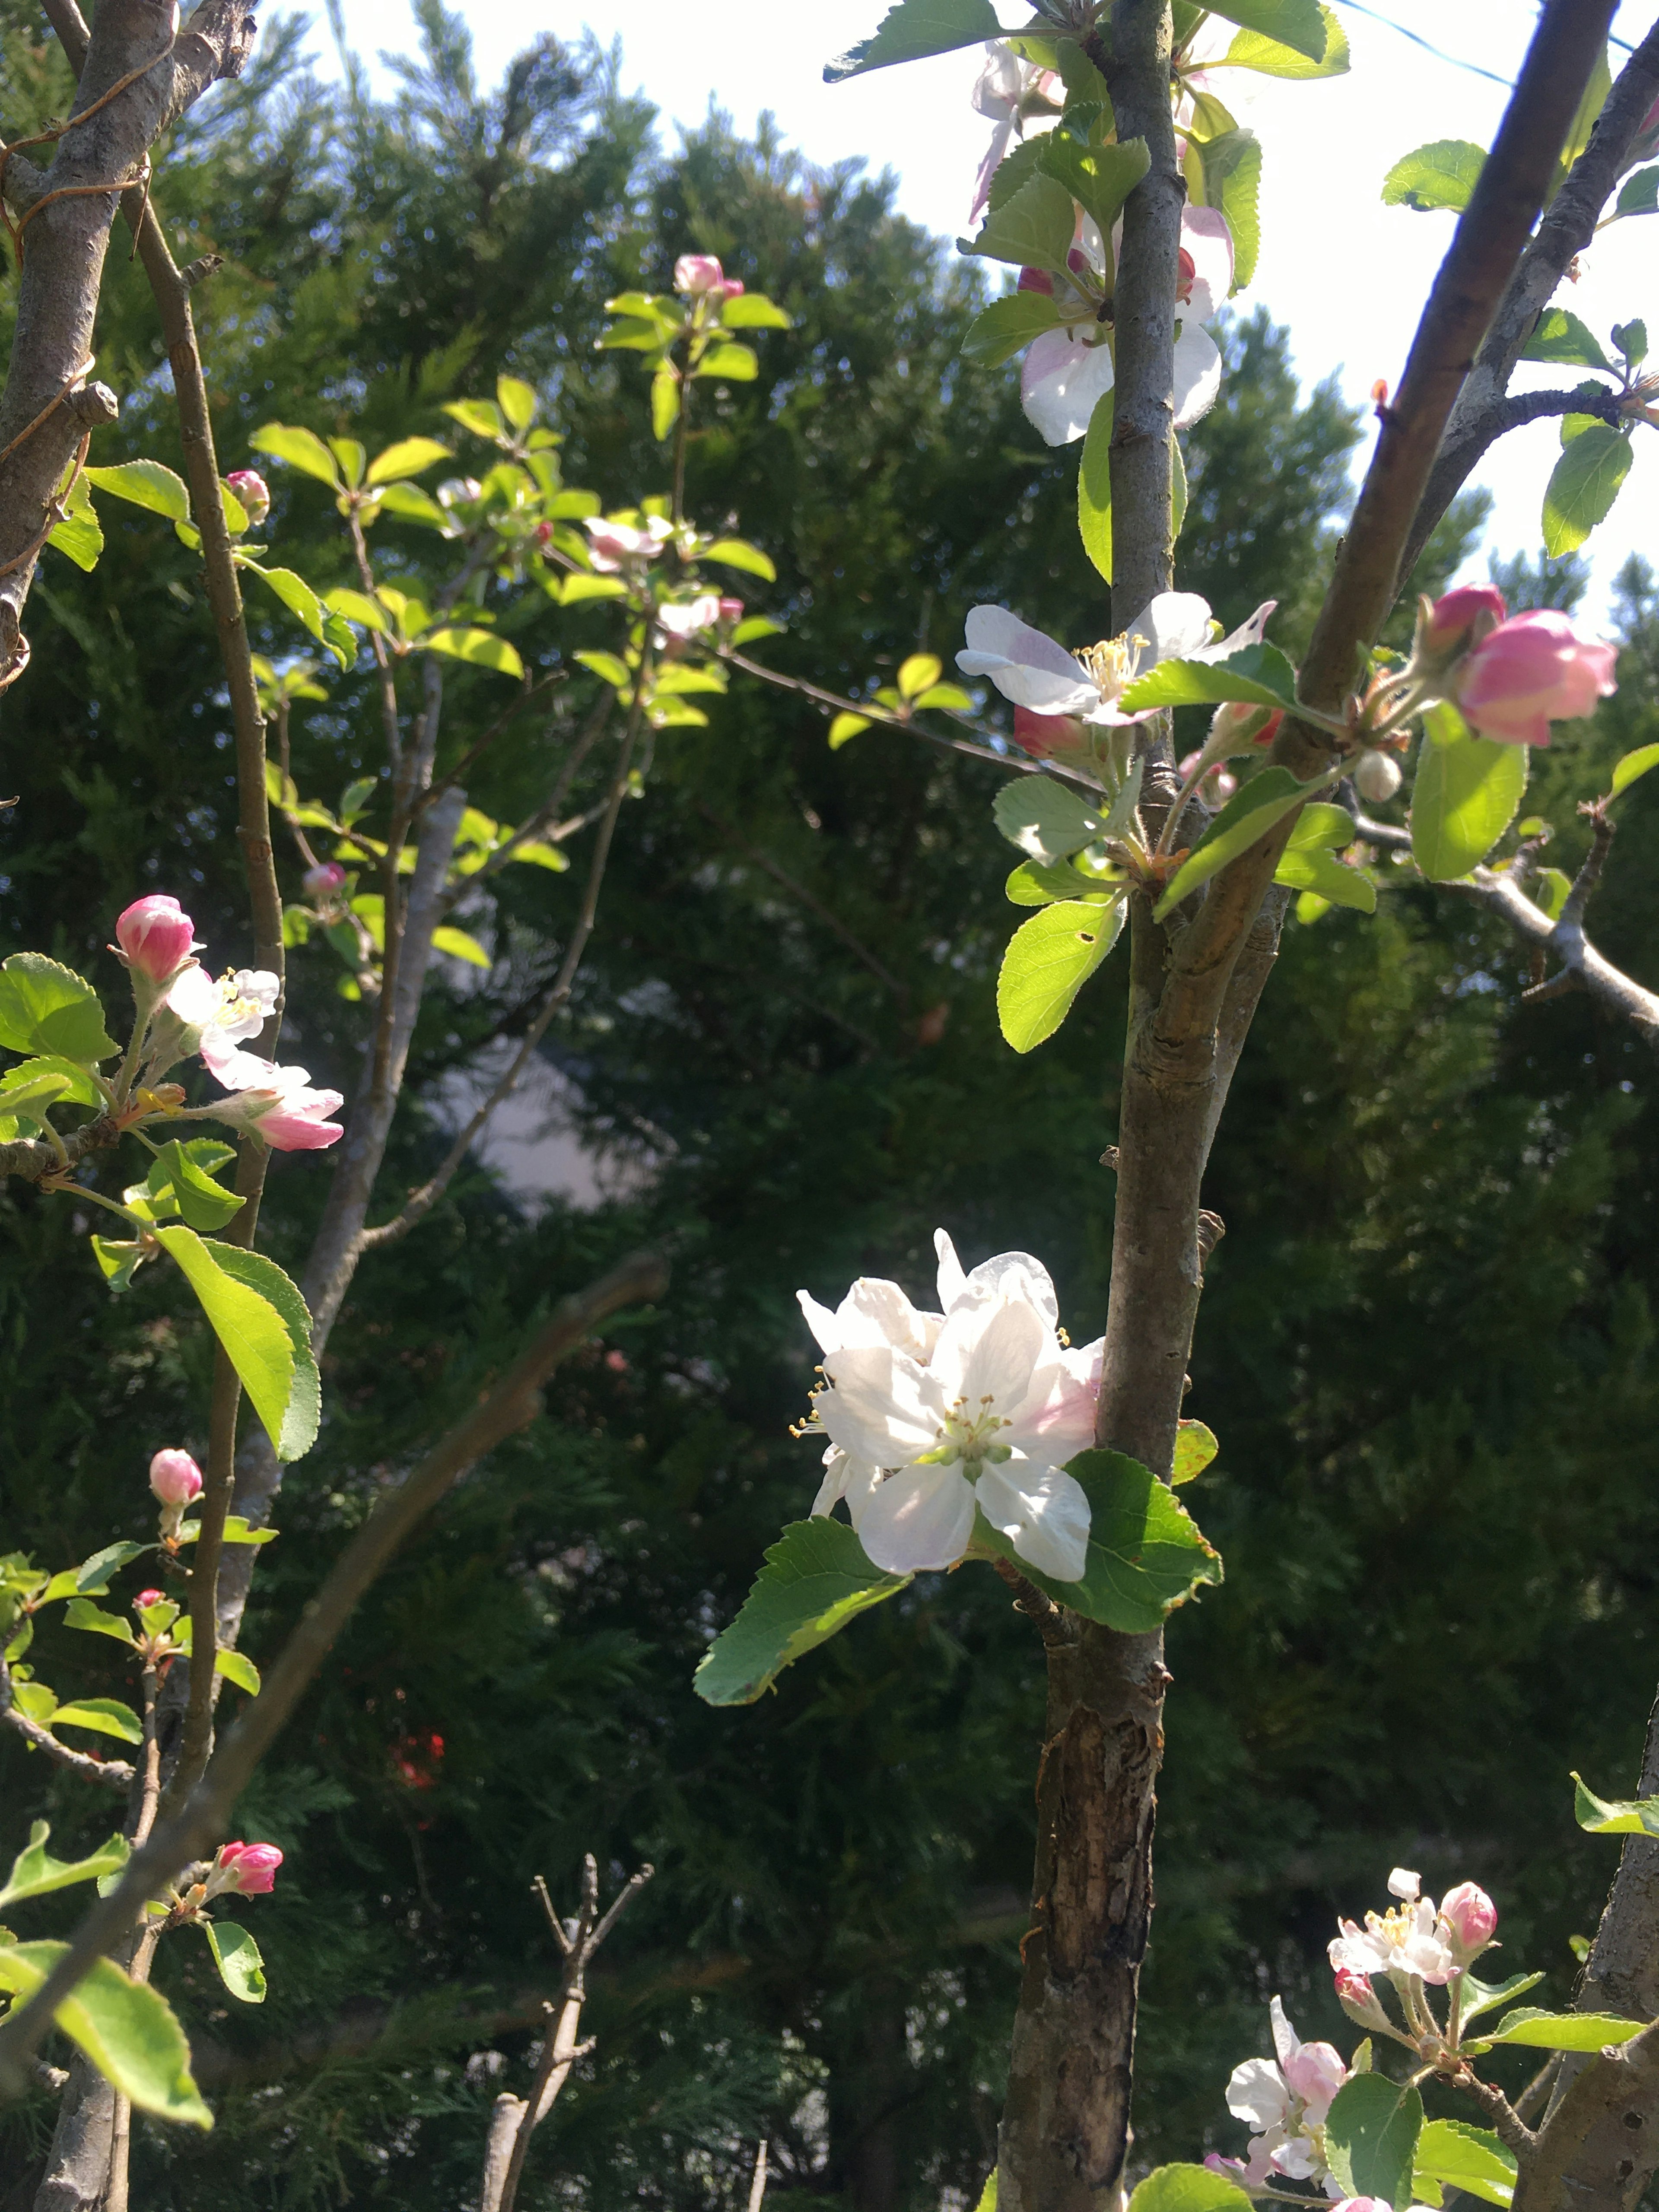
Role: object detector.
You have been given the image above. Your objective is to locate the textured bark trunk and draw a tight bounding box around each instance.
[31,2059,113,2212]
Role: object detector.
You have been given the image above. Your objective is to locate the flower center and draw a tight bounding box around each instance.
[1076,631,1149,702]
[1364,1903,1417,1952]
[920,1393,1015,1468]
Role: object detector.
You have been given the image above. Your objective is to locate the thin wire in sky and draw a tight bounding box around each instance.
[1339,2,1515,86]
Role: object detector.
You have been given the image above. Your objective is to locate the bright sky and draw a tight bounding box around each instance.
[324,2,1655,626]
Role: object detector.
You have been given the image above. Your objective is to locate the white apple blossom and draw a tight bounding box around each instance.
[163,963,281,1088]
[1328,1867,1458,1986]
[957,593,1274,726]
[1020,205,1233,445]
[1206,1996,1348,2194]
[970,42,1062,218]
[798,1230,1101,1580]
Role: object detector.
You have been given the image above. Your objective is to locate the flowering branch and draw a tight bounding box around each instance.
[0,1656,134,1789]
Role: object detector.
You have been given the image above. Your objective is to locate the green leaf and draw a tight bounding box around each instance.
[1273,846,1376,913]
[1382,139,1486,213]
[998,898,1125,1052]
[175,1515,278,1549]
[374,482,449,528]
[442,397,506,441]
[362,436,451,487]
[71,1540,153,1594]
[1201,0,1330,60]
[824,0,1001,81]
[422,627,525,680]
[650,366,680,442]
[556,573,627,605]
[977,1451,1223,1632]
[1413,2119,1517,2210]
[1615,165,1659,218]
[1172,1421,1218,1484]
[1613,319,1648,366]
[1531,867,1572,923]
[432,925,491,968]
[146,1141,245,1232]
[251,422,342,487]
[1411,702,1528,881]
[914,682,974,711]
[496,374,539,432]
[1039,134,1150,240]
[1197,129,1262,289]
[1474,2008,1646,2053]
[202,1920,267,2003]
[1575,1769,1659,1836]
[575,649,635,692]
[328,437,366,489]
[1079,388,1114,582]
[505,840,569,873]
[962,173,1079,275]
[1154,767,1318,919]
[323,587,389,632]
[153,1227,305,1462]
[62,1599,137,1645]
[198,1241,320,1463]
[50,1699,143,1744]
[732,616,785,646]
[698,537,777,582]
[718,293,791,330]
[1542,426,1633,556]
[693,1518,912,1705]
[0,1940,211,2126]
[49,470,103,571]
[1325,2072,1424,2209]
[0,1823,129,1907]
[960,292,1065,369]
[242,561,327,649]
[1217,5,1348,75]
[1004,858,1122,907]
[0,1062,77,1128]
[1522,309,1615,372]
[829,712,873,749]
[1119,641,1299,716]
[91,1237,150,1293]
[1459,1969,1548,2029]
[992,777,1105,864]
[83,460,191,523]
[896,654,942,700]
[973,2172,997,2212]
[0,954,117,1062]
[0,1054,103,1108]
[214,1646,261,1696]
[693,340,759,382]
[1126,2167,1257,2212]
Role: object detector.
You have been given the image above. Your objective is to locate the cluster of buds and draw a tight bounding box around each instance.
[1330,1867,1498,2045]
[1367,585,1618,752]
[149,1446,202,1541]
[674,254,744,303]
[165,1840,285,1926]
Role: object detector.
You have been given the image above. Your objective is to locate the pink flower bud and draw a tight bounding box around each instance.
[1013,705,1088,760]
[718,597,744,626]
[1066,245,1090,275]
[1424,583,1506,655]
[149,1449,203,1506]
[1456,611,1618,747]
[715,277,746,301]
[303,861,348,900]
[1017,267,1054,296]
[133,1589,164,1611]
[674,254,727,296]
[1208,701,1282,757]
[1334,1966,1373,2007]
[1330,2199,1395,2212]
[208,1840,283,1896]
[1440,1880,1497,1958]
[225,470,270,528]
[115,896,200,984]
[1176,245,1196,303]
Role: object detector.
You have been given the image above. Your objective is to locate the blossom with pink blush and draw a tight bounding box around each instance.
[655,594,722,640]
[225,470,270,527]
[206,1840,283,1897]
[1440,1880,1497,1959]
[164,964,280,1086]
[1456,610,1618,747]
[149,1449,203,1506]
[585,514,673,572]
[219,1068,346,1151]
[133,1589,165,1611]
[115,896,200,985]
[1329,2199,1396,2212]
[1217,1996,1348,2191]
[303,861,348,900]
[674,254,727,296]
[970,41,1061,218]
[1329,1881,1456,1984]
[1424,582,1506,656]
[1017,266,1053,296]
[1012,705,1090,761]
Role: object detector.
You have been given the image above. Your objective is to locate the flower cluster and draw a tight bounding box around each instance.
[798,1230,1100,1581]
[114,895,344,1151]
[1206,1996,1348,2193]
[1362,586,1618,756]
[1328,1865,1496,1995]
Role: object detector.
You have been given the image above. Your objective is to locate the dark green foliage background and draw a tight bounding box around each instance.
[2,8,1657,2206]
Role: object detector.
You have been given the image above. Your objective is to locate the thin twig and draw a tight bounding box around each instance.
[0,1658,134,1789]
[696,801,908,1000]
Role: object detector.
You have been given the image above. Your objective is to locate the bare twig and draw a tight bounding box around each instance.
[0,1657,133,1789]
[0,1249,667,2096]
[990,1555,1079,1653]
[747,2140,769,2212]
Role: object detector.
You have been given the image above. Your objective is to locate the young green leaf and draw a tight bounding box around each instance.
[1004,858,1123,908]
[1118,640,1299,715]
[251,422,342,486]
[975,1451,1223,1632]
[1382,140,1486,213]
[496,374,539,432]
[431,926,491,968]
[1172,1421,1219,1484]
[1039,135,1150,241]
[997,897,1125,1052]
[693,340,760,382]
[1615,165,1659,218]
[1542,426,1633,556]
[1325,2072,1424,2209]
[1458,1969,1548,2029]
[1196,129,1262,288]
[1154,767,1317,919]
[421,628,525,680]
[364,436,452,487]
[1216,4,1348,76]
[962,173,1079,274]
[824,0,1001,82]
[202,1919,267,2003]
[1573,1770,1659,1835]
[0,954,117,1063]
[699,537,778,582]
[1079,388,1114,582]
[375,481,449,528]
[62,1599,137,1646]
[0,1823,130,1908]
[992,777,1106,864]
[242,562,329,650]
[200,1241,320,1463]
[1521,309,1615,372]
[153,1227,307,1462]
[1201,0,1330,60]
[719,293,791,330]
[146,1141,245,1232]
[1410,703,1527,881]
[1412,2119,1517,2210]
[960,292,1067,369]
[49,1699,144,1744]
[70,1540,153,1594]
[693,1518,912,1705]
[83,460,191,523]
[0,1940,212,2126]
[0,1055,103,1108]
[1126,2167,1256,2212]
[1530,867,1572,923]
[48,470,103,571]
[829,712,873,749]
[1472,2007,1645,2053]
[1273,845,1376,913]
[1612,319,1648,366]
[557,574,628,605]
[214,1647,261,1696]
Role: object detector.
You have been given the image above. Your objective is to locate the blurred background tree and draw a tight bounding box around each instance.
[2,6,1657,2207]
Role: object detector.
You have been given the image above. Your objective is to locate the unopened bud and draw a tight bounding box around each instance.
[133,1588,165,1611]
[1353,749,1402,804]
[225,470,270,528]
[303,861,348,901]
[1421,584,1506,658]
[1440,1880,1497,1961]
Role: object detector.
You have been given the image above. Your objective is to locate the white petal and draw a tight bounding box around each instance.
[858,1465,977,1573]
[1202,599,1278,661]
[1225,2058,1292,2133]
[163,963,216,1022]
[958,606,1099,715]
[797,1290,842,1353]
[935,1228,968,1312]
[971,119,1014,219]
[1270,1995,1300,2070]
[1388,1867,1421,1901]
[1182,203,1234,316]
[841,1276,933,1357]
[951,1297,1046,1411]
[1020,328,1115,446]
[816,1344,941,1466]
[962,1250,1059,1327]
[1121,590,1216,664]
[1173,320,1222,430]
[976,1464,1091,1581]
[811,1446,853,1516]
[971,41,1021,120]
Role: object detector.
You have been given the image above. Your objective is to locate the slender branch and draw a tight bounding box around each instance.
[1406,384,1627,583]
[1456,2067,1541,2158]
[0,1249,668,2096]
[423,670,565,807]
[990,1554,1079,1653]
[696,802,908,1001]
[747,2141,769,2212]
[0,1657,133,1789]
